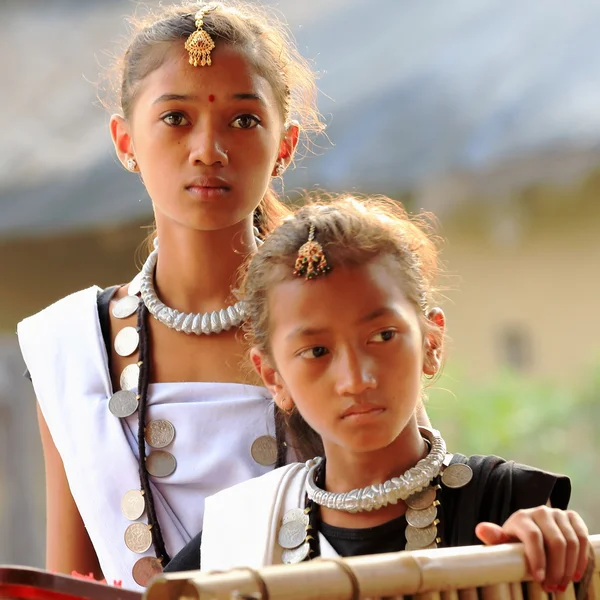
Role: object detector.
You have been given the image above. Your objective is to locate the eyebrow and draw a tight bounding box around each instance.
[152,92,265,105]
[285,307,401,341]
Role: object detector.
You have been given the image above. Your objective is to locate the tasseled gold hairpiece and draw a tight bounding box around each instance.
[184,5,217,67]
[293,224,331,280]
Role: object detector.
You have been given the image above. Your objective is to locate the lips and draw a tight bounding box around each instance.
[185,176,231,191]
[185,176,231,199]
[340,403,385,419]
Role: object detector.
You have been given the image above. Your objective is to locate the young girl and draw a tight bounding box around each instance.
[190,196,588,593]
[17,1,423,591]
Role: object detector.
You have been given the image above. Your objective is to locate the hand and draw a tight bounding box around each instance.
[475,506,589,593]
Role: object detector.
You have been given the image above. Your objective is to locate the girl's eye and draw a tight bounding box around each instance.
[161,112,189,127]
[371,330,396,343]
[299,346,329,360]
[231,114,261,129]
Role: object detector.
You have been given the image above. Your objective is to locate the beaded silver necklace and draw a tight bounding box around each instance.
[138,235,262,335]
[305,427,446,513]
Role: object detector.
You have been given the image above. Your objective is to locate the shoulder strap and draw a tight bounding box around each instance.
[96,285,120,371]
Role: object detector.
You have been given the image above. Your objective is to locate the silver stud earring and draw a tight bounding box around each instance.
[275,161,285,177]
[126,157,137,171]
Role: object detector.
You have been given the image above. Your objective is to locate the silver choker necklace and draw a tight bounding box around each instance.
[139,235,262,335]
[305,427,447,513]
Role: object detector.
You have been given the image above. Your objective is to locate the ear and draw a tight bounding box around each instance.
[423,307,445,377]
[110,114,136,170]
[272,121,300,176]
[250,348,294,411]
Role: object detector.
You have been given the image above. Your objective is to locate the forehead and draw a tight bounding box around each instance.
[134,43,280,111]
[268,260,418,329]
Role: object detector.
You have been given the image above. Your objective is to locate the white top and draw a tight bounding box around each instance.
[17,286,276,590]
[202,463,339,572]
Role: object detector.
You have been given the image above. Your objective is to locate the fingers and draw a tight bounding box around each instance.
[567,510,590,583]
[532,508,572,592]
[475,522,512,546]
[501,511,547,584]
[497,507,589,593]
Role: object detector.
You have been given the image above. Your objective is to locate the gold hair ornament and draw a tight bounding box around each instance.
[184,5,217,67]
[293,224,331,280]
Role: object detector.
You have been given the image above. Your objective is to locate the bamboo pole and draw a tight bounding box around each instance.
[145,535,600,600]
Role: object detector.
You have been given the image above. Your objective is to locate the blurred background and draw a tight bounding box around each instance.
[1,0,599,567]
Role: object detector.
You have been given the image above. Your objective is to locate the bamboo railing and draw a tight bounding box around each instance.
[145,535,600,600]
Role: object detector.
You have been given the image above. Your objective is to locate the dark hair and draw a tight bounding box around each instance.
[241,194,444,459]
[103,1,324,246]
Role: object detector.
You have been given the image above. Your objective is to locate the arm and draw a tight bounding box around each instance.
[37,403,103,579]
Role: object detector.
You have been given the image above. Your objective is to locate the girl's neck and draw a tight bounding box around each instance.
[152,218,257,314]
[319,420,427,528]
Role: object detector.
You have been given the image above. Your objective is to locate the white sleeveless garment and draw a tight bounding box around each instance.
[201,462,339,572]
[17,286,277,590]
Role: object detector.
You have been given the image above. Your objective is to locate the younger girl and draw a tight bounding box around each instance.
[193,197,588,593]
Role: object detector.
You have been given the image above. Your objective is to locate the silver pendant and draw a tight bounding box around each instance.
[282,542,310,564]
[121,489,146,521]
[406,504,438,528]
[405,521,439,547]
[112,295,140,319]
[132,557,163,587]
[251,435,278,466]
[146,450,177,478]
[145,420,176,449]
[114,326,140,357]
[441,463,473,489]
[406,486,437,510]
[124,522,153,554]
[278,520,307,549]
[120,363,140,391]
[282,508,310,526]
[108,390,139,418]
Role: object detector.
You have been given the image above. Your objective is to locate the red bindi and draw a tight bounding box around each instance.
[208,94,215,102]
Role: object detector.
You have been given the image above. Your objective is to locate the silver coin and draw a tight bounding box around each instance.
[124,522,152,554]
[282,542,310,564]
[405,522,438,547]
[277,520,307,549]
[121,489,145,521]
[120,363,140,391]
[441,463,473,489]
[406,486,437,510]
[112,295,140,319]
[108,390,139,418]
[405,540,438,551]
[145,420,175,449]
[129,273,143,297]
[132,557,163,587]
[251,435,278,466]
[282,508,310,526]
[146,450,177,478]
[406,504,438,528]
[115,326,140,357]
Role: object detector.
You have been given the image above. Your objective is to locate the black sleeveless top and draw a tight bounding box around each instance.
[164,453,570,572]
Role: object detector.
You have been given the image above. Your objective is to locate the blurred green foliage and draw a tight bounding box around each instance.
[426,362,600,531]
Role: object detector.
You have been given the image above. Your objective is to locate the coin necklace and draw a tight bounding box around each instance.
[110,289,288,584]
[277,437,474,563]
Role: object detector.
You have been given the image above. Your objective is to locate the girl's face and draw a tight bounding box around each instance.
[254,259,444,455]
[111,43,297,233]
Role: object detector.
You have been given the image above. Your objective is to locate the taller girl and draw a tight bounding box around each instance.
[18,0,326,589]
